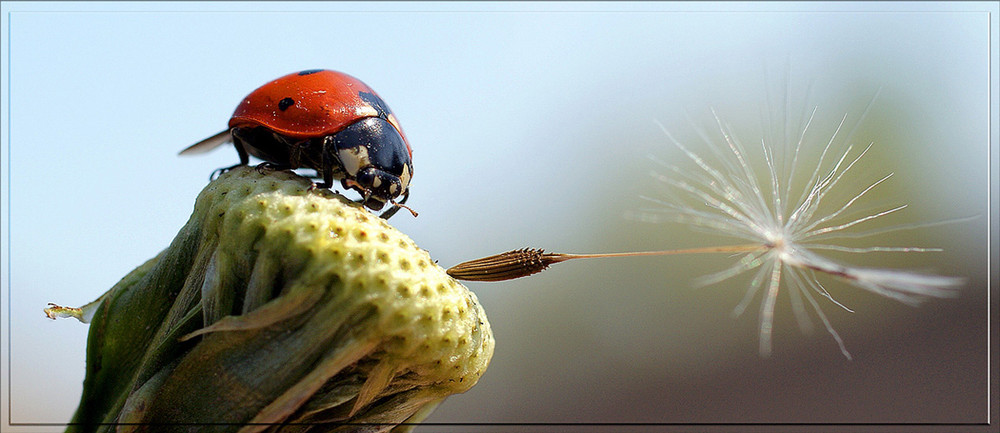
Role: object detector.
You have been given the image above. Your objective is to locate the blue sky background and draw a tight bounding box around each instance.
[2,1,997,429]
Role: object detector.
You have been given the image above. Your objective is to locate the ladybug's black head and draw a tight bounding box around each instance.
[331,117,413,213]
[350,165,411,211]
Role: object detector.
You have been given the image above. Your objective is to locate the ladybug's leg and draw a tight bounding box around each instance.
[234,141,250,165]
[255,161,287,174]
[209,166,235,181]
[320,165,335,189]
[209,158,248,181]
[287,139,304,170]
[378,206,401,220]
[209,130,252,180]
[313,136,337,189]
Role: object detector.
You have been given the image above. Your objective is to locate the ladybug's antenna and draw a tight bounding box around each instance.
[377,199,418,219]
[378,188,417,219]
[390,201,419,218]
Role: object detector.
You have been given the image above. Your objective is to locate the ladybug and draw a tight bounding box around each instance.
[181,69,415,219]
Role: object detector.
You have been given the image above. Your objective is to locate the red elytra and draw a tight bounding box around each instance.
[229,69,411,157]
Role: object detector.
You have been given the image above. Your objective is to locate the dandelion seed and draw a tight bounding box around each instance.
[637,100,964,359]
[446,92,965,360]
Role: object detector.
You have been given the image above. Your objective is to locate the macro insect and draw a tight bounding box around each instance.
[181,69,415,219]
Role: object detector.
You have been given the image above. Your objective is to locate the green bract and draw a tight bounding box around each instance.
[63,166,493,432]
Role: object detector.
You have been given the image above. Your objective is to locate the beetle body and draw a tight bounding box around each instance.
[182,69,413,217]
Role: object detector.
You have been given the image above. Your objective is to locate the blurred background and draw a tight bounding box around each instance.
[1,1,995,431]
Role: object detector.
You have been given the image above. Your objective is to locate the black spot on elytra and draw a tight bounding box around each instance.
[278,97,295,111]
[298,69,323,76]
[358,91,392,120]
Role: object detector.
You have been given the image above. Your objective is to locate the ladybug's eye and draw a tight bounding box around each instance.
[355,168,377,189]
[278,97,295,111]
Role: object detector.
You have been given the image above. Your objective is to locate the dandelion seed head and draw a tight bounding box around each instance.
[640,96,964,359]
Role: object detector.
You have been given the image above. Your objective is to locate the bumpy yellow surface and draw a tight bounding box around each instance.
[66,166,493,433]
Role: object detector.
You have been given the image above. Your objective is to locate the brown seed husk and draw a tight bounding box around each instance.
[63,166,493,433]
[446,248,561,282]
